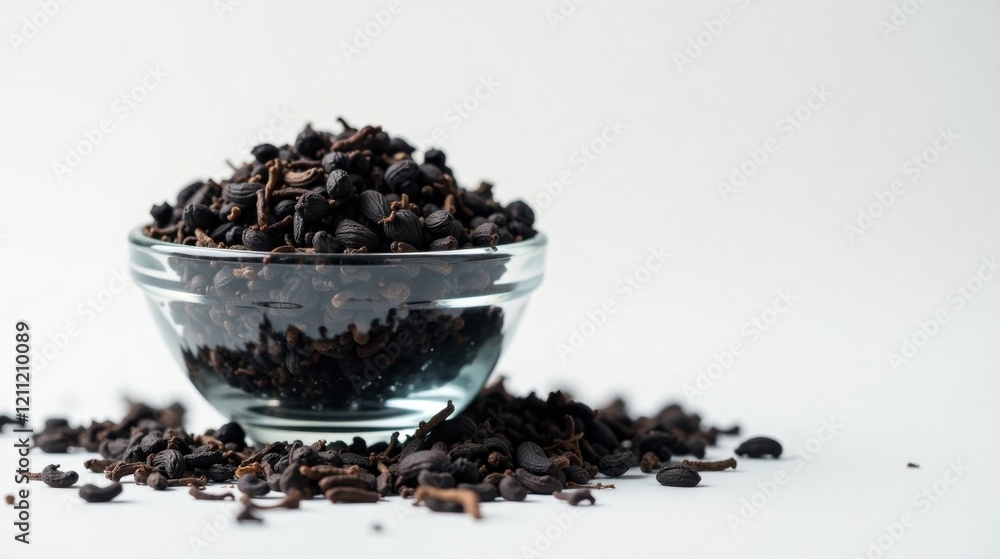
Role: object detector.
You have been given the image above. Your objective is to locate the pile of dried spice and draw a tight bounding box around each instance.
[10,380,782,520]
[143,119,537,253]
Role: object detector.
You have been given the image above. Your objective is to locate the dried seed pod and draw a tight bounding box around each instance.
[326,169,354,198]
[514,468,563,495]
[735,437,782,458]
[40,464,78,488]
[516,441,554,475]
[358,190,390,222]
[424,210,454,235]
[321,151,350,172]
[152,449,185,479]
[324,487,381,503]
[295,192,329,221]
[318,475,372,492]
[237,475,270,497]
[398,450,451,479]
[563,464,592,485]
[147,471,170,490]
[242,228,277,252]
[311,230,341,253]
[428,236,458,251]
[458,482,498,502]
[384,210,422,246]
[79,482,123,503]
[251,144,278,163]
[598,452,634,477]
[184,449,224,468]
[681,458,737,472]
[505,200,535,226]
[222,182,264,205]
[640,452,661,474]
[384,160,420,193]
[471,222,500,247]
[183,203,218,230]
[498,476,528,501]
[334,219,378,250]
[655,464,702,488]
[417,470,456,489]
[553,489,595,506]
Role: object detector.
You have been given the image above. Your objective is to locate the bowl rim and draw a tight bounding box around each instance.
[129,225,546,265]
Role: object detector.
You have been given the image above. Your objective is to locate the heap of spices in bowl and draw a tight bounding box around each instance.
[19,379,781,520]
[143,118,537,254]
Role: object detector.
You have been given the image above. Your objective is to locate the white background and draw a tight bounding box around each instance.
[1,1,999,557]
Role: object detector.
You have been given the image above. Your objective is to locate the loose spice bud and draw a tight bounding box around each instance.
[414,487,481,519]
[598,452,634,477]
[498,476,528,502]
[655,464,702,488]
[79,482,123,503]
[553,489,595,506]
[734,437,782,459]
[34,465,79,488]
[682,458,737,472]
[189,486,235,501]
[324,487,381,503]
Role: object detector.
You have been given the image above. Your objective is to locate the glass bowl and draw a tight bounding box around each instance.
[128,227,546,443]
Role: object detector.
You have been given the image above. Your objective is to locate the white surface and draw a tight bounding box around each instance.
[1,0,999,557]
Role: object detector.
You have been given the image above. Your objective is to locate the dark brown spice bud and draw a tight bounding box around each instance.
[498,476,527,501]
[324,487,381,503]
[294,192,329,221]
[79,482,123,503]
[734,437,782,459]
[598,452,634,477]
[335,219,378,250]
[655,464,701,487]
[554,489,595,506]
[682,458,737,471]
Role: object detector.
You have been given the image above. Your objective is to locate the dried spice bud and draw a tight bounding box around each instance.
[311,230,341,253]
[189,486,235,501]
[681,458,737,472]
[147,471,170,490]
[383,210,422,247]
[398,450,451,479]
[295,192,329,221]
[184,449,224,468]
[514,468,563,495]
[237,474,271,497]
[424,210,454,235]
[40,464,78,488]
[223,182,264,205]
[242,228,277,252]
[563,464,592,485]
[471,222,500,247]
[251,143,279,163]
[417,470,456,489]
[656,464,701,488]
[324,487,381,503]
[79,482,123,503]
[429,236,458,251]
[498,476,527,502]
[734,437,782,459]
[326,169,354,198]
[414,487,481,519]
[384,160,419,194]
[358,190,390,223]
[516,441,554,475]
[553,489,595,506]
[183,204,217,231]
[152,449,185,479]
[335,219,378,250]
[505,200,535,226]
[457,482,498,502]
[598,452,634,477]
[321,151,350,173]
[639,452,661,474]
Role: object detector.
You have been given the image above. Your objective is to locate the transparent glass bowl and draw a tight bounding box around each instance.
[128,227,545,443]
